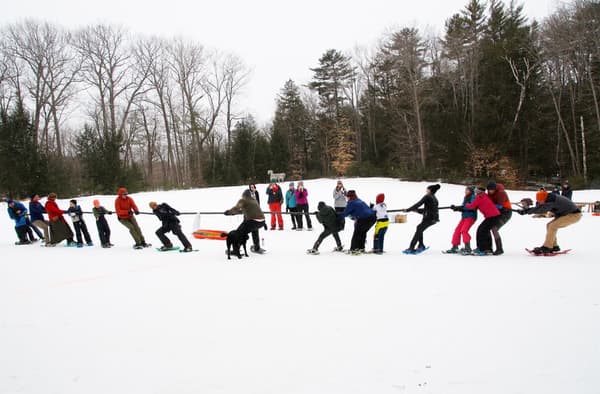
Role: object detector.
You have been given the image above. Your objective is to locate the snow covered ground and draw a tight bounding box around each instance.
[1,178,599,394]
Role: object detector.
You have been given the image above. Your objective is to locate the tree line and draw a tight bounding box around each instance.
[1,0,599,198]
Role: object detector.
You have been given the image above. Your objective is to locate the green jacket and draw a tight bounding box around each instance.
[316,203,339,230]
[227,197,265,220]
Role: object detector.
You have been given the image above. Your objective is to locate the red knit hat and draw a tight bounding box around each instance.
[376,193,385,204]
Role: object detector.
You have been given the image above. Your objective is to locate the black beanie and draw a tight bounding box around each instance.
[427,184,441,194]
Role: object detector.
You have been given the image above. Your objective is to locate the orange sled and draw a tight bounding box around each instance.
[193,229,227,240]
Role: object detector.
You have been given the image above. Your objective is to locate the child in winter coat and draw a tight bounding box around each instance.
[372,193,389,254]
[306,201,344,255]
[149,201,193,252]
[448,186,477,254]
[92,199,113,248]
[465,187,501,255]
[402,184,440,254]
[6,199,33,244]
[67,199,93,247]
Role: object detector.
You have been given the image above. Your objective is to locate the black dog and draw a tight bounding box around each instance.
[222,230,249,260]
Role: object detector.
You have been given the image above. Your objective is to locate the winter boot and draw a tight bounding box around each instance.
[445,245,459,254]
[493,239,504,255]
[333,245,344,252]
[306,248,320,255]
[552,245,561,252]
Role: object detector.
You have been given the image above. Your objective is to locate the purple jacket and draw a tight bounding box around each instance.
[295,188,309,205]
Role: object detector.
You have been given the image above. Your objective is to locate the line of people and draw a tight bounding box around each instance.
[5,180,582,257]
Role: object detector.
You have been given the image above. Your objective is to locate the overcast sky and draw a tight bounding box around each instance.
[3,0,561,125]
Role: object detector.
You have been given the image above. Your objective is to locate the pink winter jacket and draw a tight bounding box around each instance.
[465,192,501,218]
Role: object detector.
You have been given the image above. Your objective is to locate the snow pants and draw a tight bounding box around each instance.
[451,217,475,246]
[32,219,50,242]
[313,227,342,250]
[475,216,500,252]
[268,202,283,229]
[73,219,92,244]
[409,218,437,250]
[96,216,111,246]
[373,219,389,252]
[237,219,265,249]
[156,223,192,249]
[118,216,146,245]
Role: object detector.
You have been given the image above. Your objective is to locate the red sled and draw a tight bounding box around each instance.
[193,229,227,240]
[525,248,571,256]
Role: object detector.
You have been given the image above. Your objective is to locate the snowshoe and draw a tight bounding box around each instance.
[157,245,179,252]
[443,246,459,254]
[306,248,320,255]
[333,246,345,252]
[471,248,493,256]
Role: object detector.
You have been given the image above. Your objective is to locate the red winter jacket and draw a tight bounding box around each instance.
[45,198,65,221]
[114,187,139,219]
[466,192,501,218]
[488,183,512,211]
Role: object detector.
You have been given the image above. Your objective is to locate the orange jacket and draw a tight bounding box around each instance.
[536,189,548,204]
[114,188,139,219]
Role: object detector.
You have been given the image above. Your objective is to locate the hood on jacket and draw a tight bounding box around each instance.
[317,201,326,210]
[117,187,128,196]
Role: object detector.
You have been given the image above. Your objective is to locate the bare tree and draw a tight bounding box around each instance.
[223,53,250,175]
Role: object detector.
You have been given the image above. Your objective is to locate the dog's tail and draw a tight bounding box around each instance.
[220,232,228,238]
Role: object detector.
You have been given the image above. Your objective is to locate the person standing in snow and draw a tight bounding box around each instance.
[92,199,113,248]
[224,189,267,254]
[486,182,511,255]
[295,181,312,230]
[266,180,284,230]
[333,180,347,230]
[6,199,33,244]
[339,190,376,253]
[371,193,389,254]
[149,201,193,252]
[29,194,49,242]
[115,187,150,249]
[518,193,581,255]
[465,187,500,255]
[306,201,344,254]
[285,182,299,230]
[402,184,440,254]
[45,193,76,246]
[66,199,93,247]
[447,186,477,254]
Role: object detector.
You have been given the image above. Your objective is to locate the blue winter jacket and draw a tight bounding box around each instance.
[29,201,46,222]
[340,198,375,220]
[461,194,477,220]
[285,189,297,208]
[7,201,28,227]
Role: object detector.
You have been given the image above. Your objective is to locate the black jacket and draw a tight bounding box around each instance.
[527,194,579,218]
[407,194,439,222]
[316,202,341,231]
[153,203,180,227]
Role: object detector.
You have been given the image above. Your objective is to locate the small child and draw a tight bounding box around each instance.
[92,199,113,248]
[66,199,93,247]
[372,193,389,254]
[447,186,477,254]
[306,201,344,255]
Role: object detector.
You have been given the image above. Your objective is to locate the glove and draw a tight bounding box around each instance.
[369,203,374,208]
[518,209,527,215]
[224,210,231,216]
[134,211,139,215]
[263,222,268,230]
[313,211,318,216]
[108,211,113,215]
[451,204,457,211]
[401,209,407,213]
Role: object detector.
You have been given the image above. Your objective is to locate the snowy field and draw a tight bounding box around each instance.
[1,178,599,394]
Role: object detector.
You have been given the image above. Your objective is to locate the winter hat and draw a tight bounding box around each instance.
[427,184,441,194]
[289,182,295,187]
[466,186,475,194]
[346,190,357,200]
[298,181,304,186]
[317,201,326,210]
[242,189,252,198]
[376,193,385,204]
[93,199,100,208]
[6,198,14,205]
[70,199,77,205]
[270,178,276,183]
[486,182,497,190]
